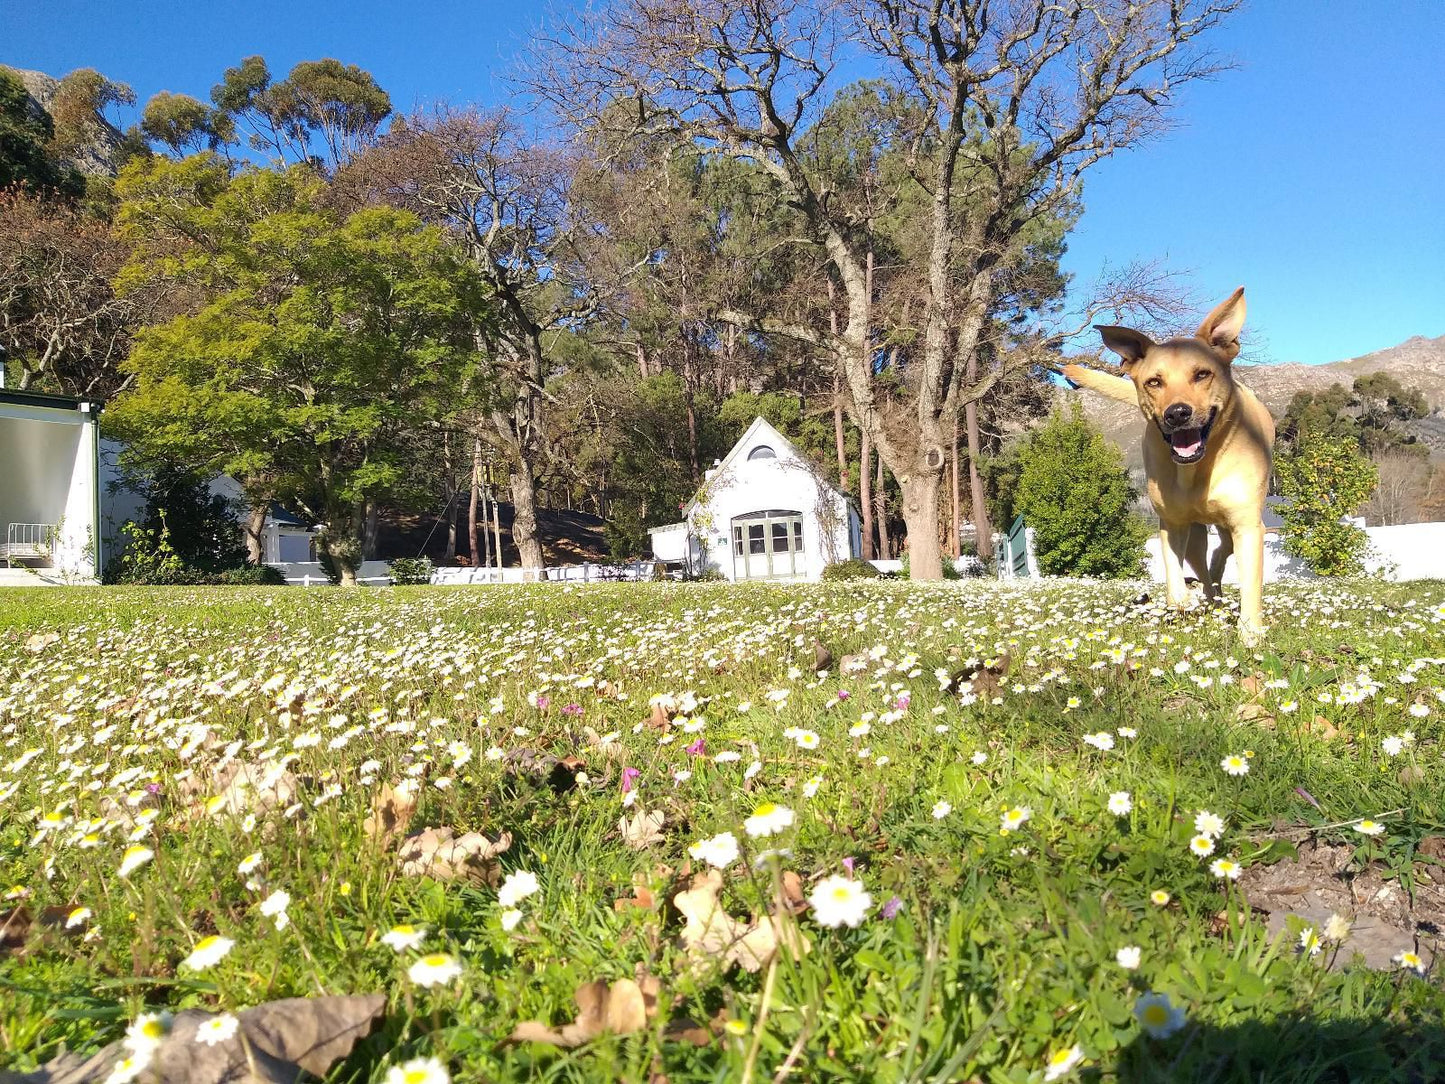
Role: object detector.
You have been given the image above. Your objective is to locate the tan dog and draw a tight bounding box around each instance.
[1061,288,1275,644]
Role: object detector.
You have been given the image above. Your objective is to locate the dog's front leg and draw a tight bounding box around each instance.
[1158,522,1192,610]
[1233,524,1267,646]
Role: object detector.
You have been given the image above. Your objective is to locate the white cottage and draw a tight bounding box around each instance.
[649,416,861,581]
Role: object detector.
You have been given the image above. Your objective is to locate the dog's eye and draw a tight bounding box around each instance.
[1145,377,1163,389]
[1193,370,1212,382]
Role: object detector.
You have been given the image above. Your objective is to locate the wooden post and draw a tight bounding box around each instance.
[468,436,482,566]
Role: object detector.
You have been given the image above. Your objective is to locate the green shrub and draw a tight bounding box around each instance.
[103,518,190,585]
[1276,432,1378,576]
[821,558,881,581]
[389,557,435,586]
[1010,402,1149,578]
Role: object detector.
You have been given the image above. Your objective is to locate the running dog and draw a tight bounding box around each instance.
[1060,288,1275,644]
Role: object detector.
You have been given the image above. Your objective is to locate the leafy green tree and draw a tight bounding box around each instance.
[1009,403,1149,578]
[0,68,84,198]
[210,56,390,168]
[1279,375,1427,459]
[1276,432,1378,577]
[107,155,490,584]
[140,91,233,156]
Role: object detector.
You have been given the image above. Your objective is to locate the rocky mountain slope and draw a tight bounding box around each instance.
[7,66,126,176]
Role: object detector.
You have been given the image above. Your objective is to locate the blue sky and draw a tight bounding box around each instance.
[5,0,1442,365]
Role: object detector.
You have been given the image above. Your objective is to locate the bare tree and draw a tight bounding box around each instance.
[341,108,604,569]
[535,0,1239,577]
[1361,450,1431,526]
[0,189,160,397]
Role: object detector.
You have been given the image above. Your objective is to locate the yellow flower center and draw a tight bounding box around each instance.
[1142,1005,1168,1026]
[403,1071,428,1084]
[832,886,852,901]
[754,803,775,817]
[196,936,219,951]
[1049,1049,1074,1066]
[421,953,448,967]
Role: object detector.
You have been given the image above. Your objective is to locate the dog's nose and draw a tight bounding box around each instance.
[1163,403,1193,428]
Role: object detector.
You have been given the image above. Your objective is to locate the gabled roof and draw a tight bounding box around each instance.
[683,415,851,515]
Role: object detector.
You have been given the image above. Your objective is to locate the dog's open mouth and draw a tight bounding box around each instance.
[1161,409,1216,464]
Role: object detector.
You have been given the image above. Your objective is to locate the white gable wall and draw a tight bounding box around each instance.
[685,418,858,581]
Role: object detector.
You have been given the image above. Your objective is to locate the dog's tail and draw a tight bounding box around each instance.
[1059,363,1138,404]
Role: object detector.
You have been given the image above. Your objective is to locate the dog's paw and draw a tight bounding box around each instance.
[1238,621,1267,649]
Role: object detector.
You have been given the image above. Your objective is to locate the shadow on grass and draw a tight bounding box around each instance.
[1111,1014,1445,1083]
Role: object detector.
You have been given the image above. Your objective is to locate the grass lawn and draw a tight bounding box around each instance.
[1,579,1443,1083]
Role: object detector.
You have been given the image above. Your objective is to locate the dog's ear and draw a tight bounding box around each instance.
[1094,325,1153,369]
[1195,287,1246,361]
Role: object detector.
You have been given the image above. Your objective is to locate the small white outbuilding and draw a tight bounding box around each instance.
[649,416,861,581]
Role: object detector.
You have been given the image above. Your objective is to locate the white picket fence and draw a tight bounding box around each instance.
[268,559,659,586]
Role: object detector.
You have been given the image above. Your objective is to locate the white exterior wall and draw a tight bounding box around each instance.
[1144,522,1445,583]
[0,401,99,580]
[691,434,857,581]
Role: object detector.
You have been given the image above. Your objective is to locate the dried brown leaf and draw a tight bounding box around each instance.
[619,809,666,850]
[24,632,59,655]
[0,994,385,1084]
[509,978,655,1048]
[674,870,809,976]
[398,826,511,885]
[363,781,417,844]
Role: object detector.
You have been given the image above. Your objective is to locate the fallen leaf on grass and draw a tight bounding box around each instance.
[0,994,385,1084]
[23,632,59,655]
[510,977,659,1048]
[778,870,808,915]
[619,810,666,849]
[1233,702,1273,723]
[674,870,810,976]
[812,639,834,673]
[1308,715,1339,741]
[363,781,417,843]
[398,826,511,885]
[583,727,628,761]
[183,761,300,819]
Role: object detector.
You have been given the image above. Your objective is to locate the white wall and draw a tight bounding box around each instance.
[694,454,856,581]
[0,405,98,579]
[1143,523,1445,583]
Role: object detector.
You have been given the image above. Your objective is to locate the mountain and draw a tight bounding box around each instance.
[1072,333,1445,470]
[5,67,126,176]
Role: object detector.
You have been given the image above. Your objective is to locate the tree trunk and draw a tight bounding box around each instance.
[684,336,700,482]
[442,433,457,564]
[323,504,365,586]
[951,417,961,557]
[832,375,849,492]
[491,478,503,569]
[964,353,992,555]
[875,454,891,560]
[511,461,545,570]
[468,437,482,566]
[244,501,268,564]
[361,501,379,561]
[901,471,944,580]
[859,428,874,560]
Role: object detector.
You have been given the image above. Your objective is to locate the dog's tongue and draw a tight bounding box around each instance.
[1170,428,1203,457]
